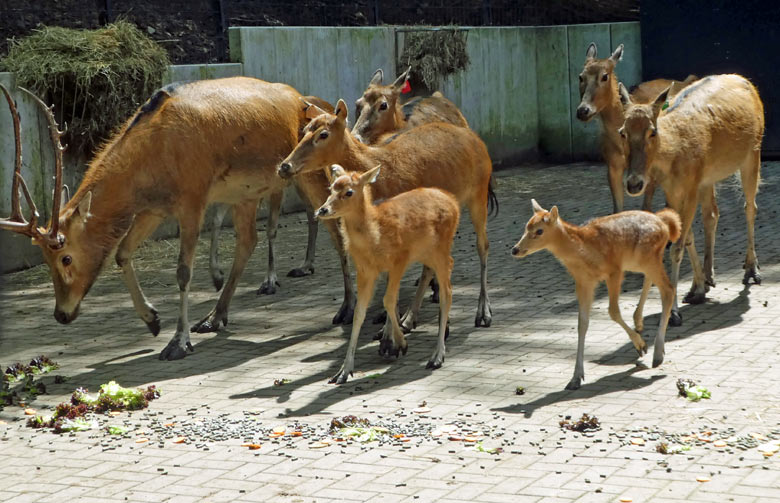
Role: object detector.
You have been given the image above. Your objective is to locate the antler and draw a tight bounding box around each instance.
[19,87,66,248]
[0,83,42,238]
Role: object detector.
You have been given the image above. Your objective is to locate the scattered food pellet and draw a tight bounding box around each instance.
[696,476,710,483]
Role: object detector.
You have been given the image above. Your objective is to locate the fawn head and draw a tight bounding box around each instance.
[577,43,623,121]
[618,85,670,197]
[316,164,381,219]
[278,99,350,179]
[352,67,410,144]
[511,199,559,259]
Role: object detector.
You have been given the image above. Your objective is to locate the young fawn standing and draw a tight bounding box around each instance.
[511,200,680,390]
[316,164,459,384]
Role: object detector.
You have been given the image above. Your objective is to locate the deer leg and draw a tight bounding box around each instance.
[330,270,377,384]
[682,230,707,305]
[208,204,229,291]
[633,275,652,333]
[116,211,165,336]
[607,158,625,213]
[159,209,205,361]
[700,185,719,288]
[641,178,657,211]
[320,218,355,324]
[257,190,282,295]
[668,195,698,326]
[648,261,675,368]
[469,198,492,327]
[567,282,594,390]
[192,200,260,333]
[288,183,318,277]
[400,265,435,333]
[741,151,761,285]
[427,256,453,369]
[379,267,409,359]
[606,272,646,357]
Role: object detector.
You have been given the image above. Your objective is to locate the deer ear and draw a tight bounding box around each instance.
[618,82,632,107]
[609,44,624,63]
[585,42,597,61]
[369,68,383,86]
[329,164,347,179]
[392,66,412,90]
[302,98,328,120]
[548,205,559,223]
[531,198,544,213]
[54,185,70,207]
[334,99,348,122]
[652,87,671,119]
[74,191,92,222]
[360,165,381,185]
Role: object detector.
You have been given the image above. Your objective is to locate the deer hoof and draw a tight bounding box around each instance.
[191,318,220,333]
[743,267,761,285]
[683,290,706,305]
[158,341,189,361]
[257,280,280,295]
[565,377,583,390]
[474,304,493,328]
[636,342,648,357]
[652,354,664,368]
[328,369,352,385]
[287,266,314,278]
[426,354,445,369]
[212,271,224,292]
[145,310,161,337]
[669,310,683,327]
[332,302,355,325]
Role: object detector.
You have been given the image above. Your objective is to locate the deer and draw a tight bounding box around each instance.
[617,74,764,326]
[511,200,680,390]
[207,96,335,294]
[316,164,459,383]
[576,42,697,214]
[0,77,337,361]
[351,66,468,145]
[277,99,496,332]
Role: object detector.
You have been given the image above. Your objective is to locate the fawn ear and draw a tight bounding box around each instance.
[548,205,559,223]
[360,165,381,185]
[652,87,671,119]
[329,164,347,180]
[334,99,348,122]
[531,198,544,213]
[618,82,632,107]
[369,68,384,86]
[585,42,597,61]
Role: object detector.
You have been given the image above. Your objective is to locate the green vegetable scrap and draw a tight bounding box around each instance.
[656,442,690,454]
[676,378,711,401]
[59,417,97,432]
[107,425,128,435]
[475,442,503,454]
[337,426,390,443]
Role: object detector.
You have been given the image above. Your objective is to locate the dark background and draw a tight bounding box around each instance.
[641,0,780,156]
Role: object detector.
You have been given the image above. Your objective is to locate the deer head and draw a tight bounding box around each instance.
[511,199,560,259]
[315,164,381,219]
[577,43,624,121]
[351,67,410,144]
[0,84,98,324]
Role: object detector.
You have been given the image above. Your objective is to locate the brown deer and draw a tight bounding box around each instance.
[351,67,468,145]
[511,200,680,390]
[576,43,696,213]
[0,78,335,361]
[618,74,764,326]
[278,99,495,329]
[208,96,335,293]
[317,164,459,383]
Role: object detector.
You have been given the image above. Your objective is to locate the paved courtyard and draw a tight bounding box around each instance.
[1,162,779,503]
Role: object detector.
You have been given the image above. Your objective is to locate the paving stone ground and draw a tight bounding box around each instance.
[1,162,779,503]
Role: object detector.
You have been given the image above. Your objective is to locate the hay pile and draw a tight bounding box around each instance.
[1,21,169,156]
[398,29,469,91]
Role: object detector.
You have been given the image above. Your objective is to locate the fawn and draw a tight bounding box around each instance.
[511,200,680,390]
[316,164,460,384]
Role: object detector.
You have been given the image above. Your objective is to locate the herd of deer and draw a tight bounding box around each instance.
[0,42,765,390]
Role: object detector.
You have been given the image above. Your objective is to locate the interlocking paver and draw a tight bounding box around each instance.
[1,161,780,502]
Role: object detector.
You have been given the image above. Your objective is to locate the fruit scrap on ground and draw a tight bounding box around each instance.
[559,414,601,432]
[329,415,370,431]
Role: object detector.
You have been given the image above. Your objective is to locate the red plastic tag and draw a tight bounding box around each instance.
[401,79,411,94]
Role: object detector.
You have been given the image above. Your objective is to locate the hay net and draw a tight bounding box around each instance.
[398,28,469,91]
[1,20,170,157]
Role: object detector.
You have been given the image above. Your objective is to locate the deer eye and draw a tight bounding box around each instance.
[578,74,584,83]
[319,130,329,140]
[535,229,544,236]
[649,128,657,137]
[62,255,72,266]
[379,102,388,111]
[601,73,609,82]
[344,189,354,198]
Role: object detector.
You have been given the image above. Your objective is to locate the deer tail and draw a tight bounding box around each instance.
[487,175,499,218]
[656,208,681,243]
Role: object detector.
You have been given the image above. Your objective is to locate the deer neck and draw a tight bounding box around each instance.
[339,133,378,173]
[598,89,625,145]
[547,220,593,272]
[340,189,381,253]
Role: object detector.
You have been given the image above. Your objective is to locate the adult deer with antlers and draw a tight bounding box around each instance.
[576,42,697,213]
[0,78,333,360]
[278,98,495,329]
[618,74,764,326]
